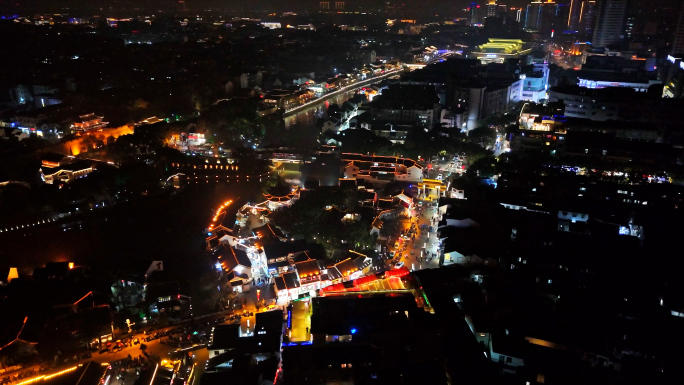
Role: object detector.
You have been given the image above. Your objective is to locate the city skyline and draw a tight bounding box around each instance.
[1,1,684,384]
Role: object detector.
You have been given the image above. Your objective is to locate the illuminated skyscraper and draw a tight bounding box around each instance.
[524,0,556,34]
[568,0,581,29]
[469,2,482,25]
[580,0,596,35]
[565,0,597,34]
[486,0,498,18]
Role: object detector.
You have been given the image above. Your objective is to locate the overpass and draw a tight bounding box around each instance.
[404,50,463,70]
[283,67,408,117]
[424,51,463,65]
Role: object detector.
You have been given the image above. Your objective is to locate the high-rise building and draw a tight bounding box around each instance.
[566,0,598,34]
[486,1,496,17]
[592,0,628,47]
[486,1,500,17]
[514,8,524,23]
[672,3,684,57]
[553,3,570,31]
[524,0,556,34]
[499,4,507,16]
[525,1,542,30]
[568,0,582,29]
[580,0,596,35]
[469,2,482,25]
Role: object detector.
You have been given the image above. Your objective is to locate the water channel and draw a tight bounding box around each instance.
[283,69,405,129]
[283,90,357,130]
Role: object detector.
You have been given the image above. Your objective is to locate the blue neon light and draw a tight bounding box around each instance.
[350,328,357,334]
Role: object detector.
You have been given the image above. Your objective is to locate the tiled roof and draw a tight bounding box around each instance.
[294,259,322,278]
[325,267,342,281]
[274,276,286,291]
[282,272,300,289]
[219,245,252,272]
[333,258,359,279]
[262,239,308,259]
[253,223,286,241]
[267,260,290,270]
[209,324,240,350]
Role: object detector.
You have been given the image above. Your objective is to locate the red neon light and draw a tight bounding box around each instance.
[353,275,379,287]
[322,283,345,293]
[384,267,410,278]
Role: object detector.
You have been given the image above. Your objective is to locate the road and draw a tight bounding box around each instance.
[424,51,462,65]
[283,67,406,117]
[386,195,443,273]
[546,43,574,70]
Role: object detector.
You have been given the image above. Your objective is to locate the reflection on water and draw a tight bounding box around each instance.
[0,182,262,275]
[284,91,356,129]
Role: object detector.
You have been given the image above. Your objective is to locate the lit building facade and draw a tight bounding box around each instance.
[576,75,661,93]
[520,54,550,103]
[71,113,107,133]
[663,56,684,99]
[41,161,94,185]
[510,112,567,155]
[486,1,498,17]
[471,38,531,64]
[342,154,424,183]
[548,86,620,120]
[452,79,522,129]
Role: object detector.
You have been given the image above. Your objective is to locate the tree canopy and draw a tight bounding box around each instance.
[269,188,377,257]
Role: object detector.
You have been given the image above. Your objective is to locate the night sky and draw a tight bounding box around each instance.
[0,0,682,16]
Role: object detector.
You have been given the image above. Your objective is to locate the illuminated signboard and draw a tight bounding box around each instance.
[531,123,551,131]
[668,55,677,64]
[287,306,292,329]
[681,62,684,70]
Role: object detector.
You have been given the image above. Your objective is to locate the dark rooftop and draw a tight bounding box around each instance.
[311,294,416,336]
[209,324,240,350]
[252,223,286,241]
[294,259,322,278]
[255,309,284,334]
[262,239,308,260]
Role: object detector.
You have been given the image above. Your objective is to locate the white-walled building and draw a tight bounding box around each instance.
[341,154,424,184]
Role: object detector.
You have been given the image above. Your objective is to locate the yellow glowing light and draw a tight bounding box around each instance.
[16,376,44,385]
[149,364,159,385]
[17,365,81,385]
